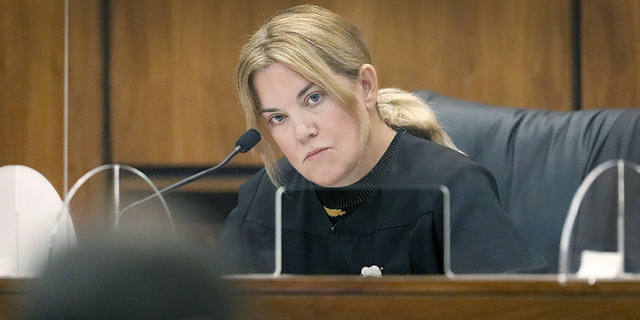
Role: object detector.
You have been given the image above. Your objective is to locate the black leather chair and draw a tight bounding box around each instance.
[415,89,640,273]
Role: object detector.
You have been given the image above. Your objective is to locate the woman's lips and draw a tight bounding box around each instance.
[304,148,328,161]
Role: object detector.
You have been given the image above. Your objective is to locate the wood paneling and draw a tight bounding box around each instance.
[110,0,258,166]
[581,0,640,109]
[68,0,103,186]
[344,0,574,111]
[67,0,108,233]
[230,275,640,320]
[0,0,105,234]
[0,0,65,193]
[110,0,574,167]
[4,277,640,320]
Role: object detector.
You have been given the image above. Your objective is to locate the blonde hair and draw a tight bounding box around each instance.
[377,88,458,150]
[236,4,459,185]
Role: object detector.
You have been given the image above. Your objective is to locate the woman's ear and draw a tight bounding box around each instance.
[359,64,378,110]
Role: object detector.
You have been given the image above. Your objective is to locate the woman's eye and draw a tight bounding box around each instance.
[308,92,323,105]
[268,114,286,125]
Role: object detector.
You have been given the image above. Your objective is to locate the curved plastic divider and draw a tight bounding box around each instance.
[50,164,175,258]
[223,186,283,279]
[273,186,283,277]
[558,159,640,283]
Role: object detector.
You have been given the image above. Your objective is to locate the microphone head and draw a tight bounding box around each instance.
[236,129,261,153]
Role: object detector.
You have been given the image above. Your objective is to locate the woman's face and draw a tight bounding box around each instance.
[253,63,373,187]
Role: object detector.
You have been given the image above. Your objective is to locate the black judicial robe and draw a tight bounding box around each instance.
[217,133,548,275]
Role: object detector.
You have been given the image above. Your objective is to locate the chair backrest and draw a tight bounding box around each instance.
[415,89,640,272]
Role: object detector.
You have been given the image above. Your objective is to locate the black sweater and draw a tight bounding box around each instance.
[217,132,548,275]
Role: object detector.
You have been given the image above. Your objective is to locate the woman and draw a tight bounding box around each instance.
[217,4,547,275]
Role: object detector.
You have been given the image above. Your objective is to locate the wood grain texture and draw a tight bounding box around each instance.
[0,0,106,234]
[110,0,257,166]
[355,0,573,111]
[68,0,103,185]
[0,0,65,194]
[230,275,640,320]
[67,0,109,234]
[110,0,575,167]
[581,0,640,109]
[3,277,640,320]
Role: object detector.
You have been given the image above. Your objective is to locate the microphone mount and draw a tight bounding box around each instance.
[117,129,261,218]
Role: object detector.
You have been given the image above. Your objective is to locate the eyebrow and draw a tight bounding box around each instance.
[259,82,316,114]
[297,82,315,100]
[260,108,279,114]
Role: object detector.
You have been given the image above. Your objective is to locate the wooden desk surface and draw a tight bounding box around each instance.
[3,275,640,320]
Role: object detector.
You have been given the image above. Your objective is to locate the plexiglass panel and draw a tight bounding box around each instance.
[558,160,640,282]
[58,165,175,243]
[275,185,446,276]
[445,188,550,277]
[217,185,450,277]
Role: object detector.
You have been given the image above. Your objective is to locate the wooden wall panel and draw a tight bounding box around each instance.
[0,0,64,193]
[68,0,103,185]
[0,0,105,235]
[67,0,108,233]
[111,0,256,166]
[581,0,640,109]
[110,0,574,167]
[356,0,574,111]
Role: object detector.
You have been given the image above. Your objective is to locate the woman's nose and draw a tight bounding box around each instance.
[293,116,318,142]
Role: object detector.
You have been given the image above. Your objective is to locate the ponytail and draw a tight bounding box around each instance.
[377,88,462,153]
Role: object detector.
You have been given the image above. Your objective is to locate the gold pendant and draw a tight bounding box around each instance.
[324,207,346,217]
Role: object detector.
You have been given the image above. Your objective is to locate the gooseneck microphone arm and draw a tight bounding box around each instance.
[118,129,261,216]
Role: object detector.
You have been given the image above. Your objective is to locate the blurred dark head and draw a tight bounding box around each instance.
[24,235,232,320]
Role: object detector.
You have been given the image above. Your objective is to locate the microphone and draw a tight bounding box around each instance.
[235,128,261,153]
[118,129,261,215]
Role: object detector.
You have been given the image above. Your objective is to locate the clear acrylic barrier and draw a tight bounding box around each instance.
[444,189,550,277]
[52,164,175,253]
[558,160,640,282]
[228,184,449,276]
[217,187,282,278]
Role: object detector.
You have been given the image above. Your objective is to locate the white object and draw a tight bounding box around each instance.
[361,265,383,277]
[0,165,76,278]
[576,250,623,279]
[558,160,640,282]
